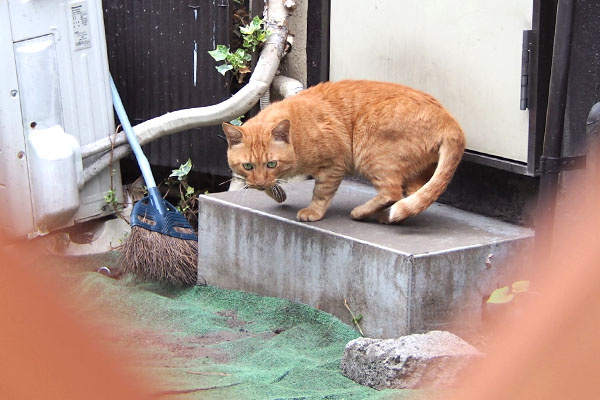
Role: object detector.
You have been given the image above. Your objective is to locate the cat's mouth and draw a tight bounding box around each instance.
[248,183,271,191]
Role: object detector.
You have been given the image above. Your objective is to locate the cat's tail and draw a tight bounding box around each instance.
[385,130,465,223]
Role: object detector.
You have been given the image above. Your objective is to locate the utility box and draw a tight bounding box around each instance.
[0,0,121,237]
[329,0,541,175]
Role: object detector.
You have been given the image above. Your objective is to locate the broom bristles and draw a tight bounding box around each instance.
[120,226,198,286]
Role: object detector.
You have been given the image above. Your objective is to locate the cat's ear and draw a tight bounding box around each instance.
[222,122,243,147]
[271,120,290,143]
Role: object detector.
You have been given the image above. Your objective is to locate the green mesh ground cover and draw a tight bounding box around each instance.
[53,254,423,399]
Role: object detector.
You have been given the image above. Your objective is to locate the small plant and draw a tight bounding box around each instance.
[486,280,530,304]
[104,184,129,225]
[344,298,365,336]
[482,280,533,325]
[208,45,252,77]
[105,125,129,224]
[240,15,269,52]
[104,188,119,211]
[164,158,199,227]
[208,15,270,83]
[229,115,244,126]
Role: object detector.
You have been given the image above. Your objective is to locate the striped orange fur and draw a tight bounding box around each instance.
[222,80,465,223]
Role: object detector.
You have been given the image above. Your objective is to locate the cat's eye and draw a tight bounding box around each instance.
[242,163,254,170]
[266,161,278,168]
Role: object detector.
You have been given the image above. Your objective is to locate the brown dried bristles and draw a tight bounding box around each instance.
[120,227,198,286]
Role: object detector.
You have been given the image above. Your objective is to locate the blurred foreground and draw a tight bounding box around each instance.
[2,174,600,399]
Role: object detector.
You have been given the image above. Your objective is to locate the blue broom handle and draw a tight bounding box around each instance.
[110,76,166,215]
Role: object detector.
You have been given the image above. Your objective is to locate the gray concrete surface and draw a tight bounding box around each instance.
[198,180,533,338]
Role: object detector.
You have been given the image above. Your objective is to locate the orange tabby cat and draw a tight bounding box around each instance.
[222,80,465,224]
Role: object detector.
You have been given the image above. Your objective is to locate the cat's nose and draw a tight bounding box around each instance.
[255,179,267,187]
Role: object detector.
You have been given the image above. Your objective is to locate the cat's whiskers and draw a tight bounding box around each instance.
[231,184,249,204]
[239,185,251,205]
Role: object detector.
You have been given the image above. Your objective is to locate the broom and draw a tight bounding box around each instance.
[110,76,198,286]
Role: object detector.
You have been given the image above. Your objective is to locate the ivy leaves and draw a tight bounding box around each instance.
[240,15,269,52]
[208,16,270,82]
[486,280,531,304]
[208,45,252,77]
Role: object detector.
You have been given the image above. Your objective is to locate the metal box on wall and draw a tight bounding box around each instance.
[0,0,121,237]
[328,0,549,176]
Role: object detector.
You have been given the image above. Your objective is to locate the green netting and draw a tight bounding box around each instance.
[54,254,422,399]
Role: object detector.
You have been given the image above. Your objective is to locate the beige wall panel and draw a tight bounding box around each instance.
[330,0,533,162]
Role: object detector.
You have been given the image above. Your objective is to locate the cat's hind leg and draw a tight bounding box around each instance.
[350,186,404,221]
[403,164,436,196]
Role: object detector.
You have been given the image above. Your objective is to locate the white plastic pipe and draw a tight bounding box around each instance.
[83,0,294,183]
[272,75,305,99]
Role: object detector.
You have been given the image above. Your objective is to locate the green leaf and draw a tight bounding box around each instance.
[216,64,234,75]
[512,280,530,293]
[251,15,263,29]
[186,185,195,196]
[240,16,262,35]
[208,45,230,61]
[233,48,248,59]
[230,116,244,126]
[170,158,193,180]
[486,286,514,304]
[239,25,253,35]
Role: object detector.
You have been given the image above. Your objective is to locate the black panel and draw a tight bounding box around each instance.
[103,0,232,175]
[562,0,600,157]
[528,0,557,174]
[306,0,329,87]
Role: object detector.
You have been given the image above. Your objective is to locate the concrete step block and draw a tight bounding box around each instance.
[198,180,533,338]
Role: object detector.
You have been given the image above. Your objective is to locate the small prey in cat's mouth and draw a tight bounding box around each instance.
[245,182,287,203]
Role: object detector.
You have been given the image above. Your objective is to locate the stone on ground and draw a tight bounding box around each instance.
[340,331,482,389]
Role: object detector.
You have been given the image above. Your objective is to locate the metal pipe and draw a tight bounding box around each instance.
[536,0,576,247]
[259,87,271,110]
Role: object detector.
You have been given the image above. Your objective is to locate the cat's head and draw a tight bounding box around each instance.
[222,119,295,190]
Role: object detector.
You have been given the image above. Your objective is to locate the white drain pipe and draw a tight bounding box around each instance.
[272,75,305,99]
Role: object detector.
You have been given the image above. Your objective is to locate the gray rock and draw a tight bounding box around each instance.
[340,331,483,389]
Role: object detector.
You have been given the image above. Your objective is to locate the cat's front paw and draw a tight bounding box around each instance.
[297,207,324,222]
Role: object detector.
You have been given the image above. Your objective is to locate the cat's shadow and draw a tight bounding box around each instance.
[272,202,438,231]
